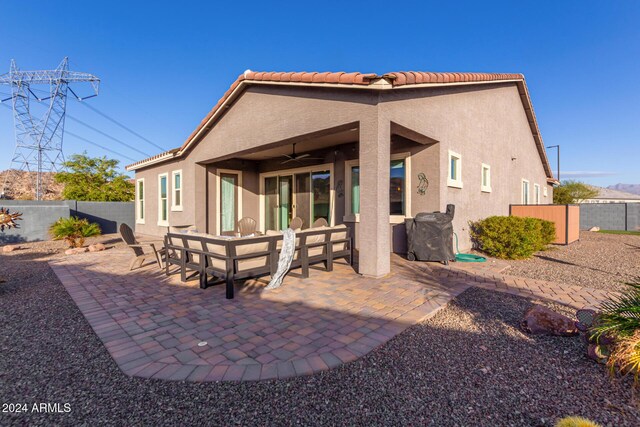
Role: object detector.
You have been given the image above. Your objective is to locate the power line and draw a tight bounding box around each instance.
[1,99,135,163]
[80,101,167,152]
[6,83,165,154]
[66,114,151,157]
[65,130,136,162]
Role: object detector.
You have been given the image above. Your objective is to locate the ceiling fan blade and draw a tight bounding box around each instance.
[295,153,311,159]
[281,158,298,164]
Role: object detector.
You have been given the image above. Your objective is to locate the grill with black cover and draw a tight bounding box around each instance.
[405,204,455,264]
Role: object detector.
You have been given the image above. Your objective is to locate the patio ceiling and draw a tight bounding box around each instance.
[237,128,359,161]
[205,120,436,165]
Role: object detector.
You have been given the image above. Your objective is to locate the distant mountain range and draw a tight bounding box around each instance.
[607,183,640,196]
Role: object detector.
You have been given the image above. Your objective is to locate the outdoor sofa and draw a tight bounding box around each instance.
[164,224,352,299]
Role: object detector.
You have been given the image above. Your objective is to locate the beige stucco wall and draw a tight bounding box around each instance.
[133,81,552,273]
[381,83,553,249]
[134,157,195,236]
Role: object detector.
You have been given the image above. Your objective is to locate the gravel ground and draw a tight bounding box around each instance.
[1,240,639,426]
[504,231,640,292]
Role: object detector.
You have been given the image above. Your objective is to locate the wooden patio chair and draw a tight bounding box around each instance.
[237,217,257,237]
[290,216,303,231]
[119,223,166,270]
[312,218,328,227]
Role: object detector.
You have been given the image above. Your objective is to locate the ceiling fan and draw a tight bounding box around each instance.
[280,143,324,164]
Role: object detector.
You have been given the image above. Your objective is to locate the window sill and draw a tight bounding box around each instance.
[136,219,145,225]
[481,187,492,193]
[447,180,463,189]
[171,206,183,212]
[157,221,169,227]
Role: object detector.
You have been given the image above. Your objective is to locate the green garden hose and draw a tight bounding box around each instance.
[453,232,486,262]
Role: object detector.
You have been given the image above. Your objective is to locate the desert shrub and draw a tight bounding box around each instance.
[592,280,640,340]
[469,216,555,259]
[49,216,101,248]
[555,416,601,427]
[591,279,640,388]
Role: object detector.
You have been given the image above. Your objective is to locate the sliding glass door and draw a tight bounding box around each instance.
[295,173,311,229]
[312,170,330,224]
[264,168,331,231]
[278,175,293,229]
[264,177,278,231]
[220,173,239,234]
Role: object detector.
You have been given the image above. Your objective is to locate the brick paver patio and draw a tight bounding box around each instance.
[434,260,614,310]
[49,249,467,382]
[49,249,613,382]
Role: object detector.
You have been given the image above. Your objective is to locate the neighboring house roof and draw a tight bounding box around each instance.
[126,70,553,179]
[589,186,640,200]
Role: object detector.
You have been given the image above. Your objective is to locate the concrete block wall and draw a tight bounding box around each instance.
[580,203,640,231]
[0,203,70,243]
[73,201,134,234]
[627,204,640,231]
[0,200,134,243]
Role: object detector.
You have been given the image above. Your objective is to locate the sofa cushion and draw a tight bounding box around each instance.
[330,224,348,252]
[203,240,227,270]
[234,239,270,272]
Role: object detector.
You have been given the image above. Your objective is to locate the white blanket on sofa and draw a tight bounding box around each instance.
[266,228,295,290]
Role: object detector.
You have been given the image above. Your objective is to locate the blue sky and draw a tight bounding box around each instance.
[0,1,638,186]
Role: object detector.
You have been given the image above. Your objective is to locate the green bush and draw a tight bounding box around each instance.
[470,216,556,259]
[50,216,101,248]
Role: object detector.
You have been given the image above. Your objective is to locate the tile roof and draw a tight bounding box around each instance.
[243,71,379,85]
[383,72,524,86]
[126,70,548,176]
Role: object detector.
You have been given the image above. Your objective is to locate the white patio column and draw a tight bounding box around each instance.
[358,116,391,278]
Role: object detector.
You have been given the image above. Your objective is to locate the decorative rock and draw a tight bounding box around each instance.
[2,245,20,253]
[587,343,609,364]
[588,226,600,232]
[575,308,598,332]
[520,304,579,337]
[88,243,106,252]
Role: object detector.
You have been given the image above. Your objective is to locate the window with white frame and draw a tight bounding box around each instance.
[481,163,491,193]
[447,150,463,188]
[346,154,410,220]
[136,178,145,223]
[522,179,530,205]
[543,186,548,198]
[158,173,169,225]
[534,183,541,205]
[172,170,183,211]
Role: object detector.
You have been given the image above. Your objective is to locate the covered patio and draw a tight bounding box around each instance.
[197,120,440,279]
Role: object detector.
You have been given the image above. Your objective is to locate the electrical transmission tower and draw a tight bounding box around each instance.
[0,57,99,200]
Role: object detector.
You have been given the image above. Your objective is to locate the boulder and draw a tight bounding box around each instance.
[2,245,20,253]
[520,304,579,337]
[588,226,600,232]
[88,243,106,252]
